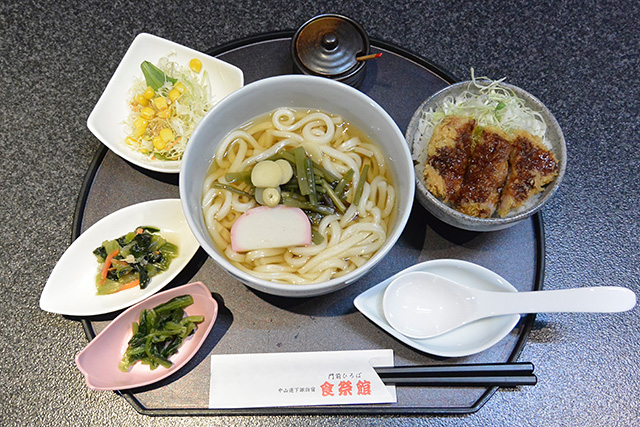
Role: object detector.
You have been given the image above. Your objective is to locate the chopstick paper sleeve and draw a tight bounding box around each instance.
[209,349,397,408]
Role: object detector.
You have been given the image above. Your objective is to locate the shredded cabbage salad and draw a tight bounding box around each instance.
[125,54,213,161]
[414,69,548,165]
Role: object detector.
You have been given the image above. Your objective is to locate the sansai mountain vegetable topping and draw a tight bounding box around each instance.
[92,226,178,295]
[119,294,204,372]
[211,145,366,248]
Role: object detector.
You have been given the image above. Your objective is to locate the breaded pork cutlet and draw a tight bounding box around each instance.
[497,129,559,217]
[423,115,476,204]
[456,125,512,218]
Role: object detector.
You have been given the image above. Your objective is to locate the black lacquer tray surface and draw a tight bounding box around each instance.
[74,32,543,415]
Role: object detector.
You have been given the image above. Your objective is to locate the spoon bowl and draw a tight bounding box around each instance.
[383,271,637,339]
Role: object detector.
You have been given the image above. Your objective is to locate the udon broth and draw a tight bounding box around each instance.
[201,107,396,284]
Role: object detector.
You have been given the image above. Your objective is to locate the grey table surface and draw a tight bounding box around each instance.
[1,0,638,426]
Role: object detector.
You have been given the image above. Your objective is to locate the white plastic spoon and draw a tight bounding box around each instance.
[382,271,637,339]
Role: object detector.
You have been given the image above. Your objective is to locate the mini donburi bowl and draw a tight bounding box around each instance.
[406,81,566,231]
[180,75,414,297]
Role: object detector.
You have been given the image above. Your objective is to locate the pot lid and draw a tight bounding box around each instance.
[292,14,370,79]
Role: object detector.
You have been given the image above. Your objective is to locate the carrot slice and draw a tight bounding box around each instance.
[119,279,140,291]
[101,249,120,281]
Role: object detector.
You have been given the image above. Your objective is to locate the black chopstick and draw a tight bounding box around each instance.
[378,374,537,387]
[374,362,536,387]
[375,362,534,377]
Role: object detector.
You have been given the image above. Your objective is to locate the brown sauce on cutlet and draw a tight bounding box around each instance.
[456,129,512,205]
[424,115,559,218]
[509,135,559,201]
[427,120,475,200]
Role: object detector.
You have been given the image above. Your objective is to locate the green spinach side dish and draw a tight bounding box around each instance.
[119,294,204,371]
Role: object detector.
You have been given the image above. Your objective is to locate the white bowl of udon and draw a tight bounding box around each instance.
[179,75,414,297]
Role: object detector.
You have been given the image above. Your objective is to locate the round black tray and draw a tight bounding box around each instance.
[74,32,543,416]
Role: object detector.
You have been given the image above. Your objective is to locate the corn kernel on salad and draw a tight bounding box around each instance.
[125,55,213,161]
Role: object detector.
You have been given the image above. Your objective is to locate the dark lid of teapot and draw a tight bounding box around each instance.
[291,14,370,87]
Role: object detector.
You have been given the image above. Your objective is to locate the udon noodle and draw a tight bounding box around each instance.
[201,108,396,284]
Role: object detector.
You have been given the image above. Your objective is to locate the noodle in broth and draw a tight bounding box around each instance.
[201,108,395,285]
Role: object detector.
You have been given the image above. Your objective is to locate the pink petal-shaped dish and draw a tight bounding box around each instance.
[75,282,217,390]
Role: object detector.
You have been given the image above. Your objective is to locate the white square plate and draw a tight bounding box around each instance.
[87,33,244,173]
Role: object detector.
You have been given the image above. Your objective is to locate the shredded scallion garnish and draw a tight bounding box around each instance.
[413,68,548,166]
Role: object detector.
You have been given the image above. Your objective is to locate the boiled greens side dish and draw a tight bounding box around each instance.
[119,294,204,371]
[93,226,178,295]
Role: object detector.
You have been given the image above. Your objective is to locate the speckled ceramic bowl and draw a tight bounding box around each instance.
[406,81,566,231]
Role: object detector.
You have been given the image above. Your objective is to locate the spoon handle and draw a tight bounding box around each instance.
[477,286,636,316]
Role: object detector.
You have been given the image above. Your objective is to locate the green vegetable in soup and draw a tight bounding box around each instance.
[353,164,370,206]
[210,143,373,246]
